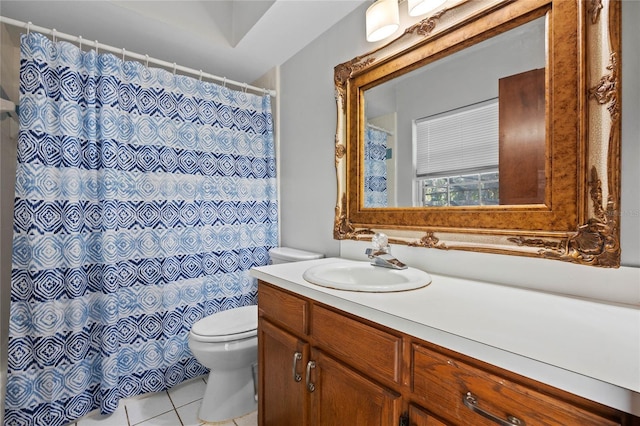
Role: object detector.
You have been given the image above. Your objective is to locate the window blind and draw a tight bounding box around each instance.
[415,100,499,177]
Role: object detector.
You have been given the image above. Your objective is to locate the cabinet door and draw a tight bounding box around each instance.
[498,68,546,205]
[308,349,401,426]
[258,319,308,426]
[408,404,449,426]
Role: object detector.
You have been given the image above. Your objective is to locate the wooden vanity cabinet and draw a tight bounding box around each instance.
[258,280,637,426]
[258,281,401,425]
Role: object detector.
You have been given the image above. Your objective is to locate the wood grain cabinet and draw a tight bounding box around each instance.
[258,281,401,425]
[412,343,623,426]
[258,319,307,425]
[258,281,638,426]
[408,404,449,426]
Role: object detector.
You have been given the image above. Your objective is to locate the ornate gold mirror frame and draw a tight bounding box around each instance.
[334,0,621,267]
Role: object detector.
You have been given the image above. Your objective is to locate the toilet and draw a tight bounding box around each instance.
[188,247,323,423]
[268,246,325,265]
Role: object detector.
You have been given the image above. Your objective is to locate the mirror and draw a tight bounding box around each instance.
[364,17,546,208]
[334,0,621,267]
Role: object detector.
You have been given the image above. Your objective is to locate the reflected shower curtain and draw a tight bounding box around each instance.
[364,125,388,207]
[5,32,277,426]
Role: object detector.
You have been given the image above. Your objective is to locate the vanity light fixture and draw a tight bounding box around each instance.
[366,0,400,42]
[407,0,447,16]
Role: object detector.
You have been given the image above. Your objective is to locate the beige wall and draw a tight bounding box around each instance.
[0,22,21,424]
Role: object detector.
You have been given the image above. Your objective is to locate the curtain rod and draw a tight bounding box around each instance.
[366,122,394,135]
[0,16,276,97]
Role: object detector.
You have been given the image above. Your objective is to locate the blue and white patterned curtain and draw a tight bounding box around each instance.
[5,32,278,426]
[364,125,388,207]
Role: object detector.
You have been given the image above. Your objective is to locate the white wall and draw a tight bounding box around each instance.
[278,7,372,257]
[619,0,640,268]
[278,1,640,302]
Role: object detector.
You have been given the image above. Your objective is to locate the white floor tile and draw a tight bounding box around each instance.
[64,387,252,426]
[175,400,204,426]
[125,391,174,425]
[76,404,129,426]
[233,411,257,426]
[135,410,182,426]
[168,376,207,408]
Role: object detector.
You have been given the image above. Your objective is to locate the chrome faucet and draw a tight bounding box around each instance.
[365,233,407,270]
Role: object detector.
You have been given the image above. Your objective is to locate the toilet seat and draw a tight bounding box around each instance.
[190,305,257,343]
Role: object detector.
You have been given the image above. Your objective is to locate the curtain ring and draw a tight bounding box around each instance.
[26,21,32,35]
[173,62,177,75]
[122,47,126,61]
[78,35,83,50]
[223,77,227,88]
[52,29,57,42]
[145,54,149,68]
[94,40,99,54]
[199,70,203,81]
[243,83,248,93]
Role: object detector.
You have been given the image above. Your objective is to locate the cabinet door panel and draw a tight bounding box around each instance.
[258,319,308,426]
[309,349,401,426]
[409,404,449,426]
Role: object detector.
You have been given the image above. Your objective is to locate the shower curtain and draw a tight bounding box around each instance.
[364,125,388,207]
[5,32,277,426]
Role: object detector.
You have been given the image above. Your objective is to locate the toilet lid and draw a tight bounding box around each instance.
[191,305,257,342]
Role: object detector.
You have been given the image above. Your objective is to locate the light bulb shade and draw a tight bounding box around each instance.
[366,0,399,42]
[408,0,447,16]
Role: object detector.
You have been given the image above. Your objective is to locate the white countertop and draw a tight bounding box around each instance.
[251,257,640,416]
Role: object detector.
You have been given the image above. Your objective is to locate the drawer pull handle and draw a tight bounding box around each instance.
[306,360,316,392]
[292,352,302,382]
[463,392,525,426]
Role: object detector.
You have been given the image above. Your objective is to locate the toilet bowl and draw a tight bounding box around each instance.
[188,247,323,423]
[188,305,258,423]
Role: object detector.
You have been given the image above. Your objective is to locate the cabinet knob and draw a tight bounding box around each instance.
[306,360,316,392]
[463,392,525,426]
[292,352,303,382]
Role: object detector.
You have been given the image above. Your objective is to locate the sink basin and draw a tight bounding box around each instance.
[302,261,432,292]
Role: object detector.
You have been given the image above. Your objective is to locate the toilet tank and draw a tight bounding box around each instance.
[269,247,324,264]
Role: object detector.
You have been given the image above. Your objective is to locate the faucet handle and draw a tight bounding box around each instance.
[371,232,389,251]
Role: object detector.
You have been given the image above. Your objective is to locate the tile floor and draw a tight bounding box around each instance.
[68,376,257,426]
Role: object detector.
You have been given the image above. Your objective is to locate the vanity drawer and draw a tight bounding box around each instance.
[311,304,402,384]
[258,281,308,336]
[412,344,620,426]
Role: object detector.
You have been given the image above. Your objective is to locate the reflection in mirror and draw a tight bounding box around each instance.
[364,17,546,208]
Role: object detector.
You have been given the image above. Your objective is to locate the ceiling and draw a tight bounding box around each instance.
[1,0,367,86]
